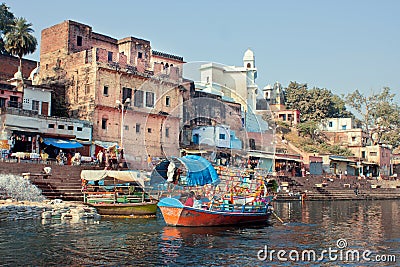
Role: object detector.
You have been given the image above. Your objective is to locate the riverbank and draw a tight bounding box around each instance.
[275,175,400,201]
[0,199,100,222]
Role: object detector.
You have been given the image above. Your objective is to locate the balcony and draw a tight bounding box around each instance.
[7,101,22,109]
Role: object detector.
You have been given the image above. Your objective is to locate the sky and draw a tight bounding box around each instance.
[6,0,400,102]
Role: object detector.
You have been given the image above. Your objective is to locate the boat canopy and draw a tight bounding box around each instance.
[177,155,220,186]
[80,170,145,183]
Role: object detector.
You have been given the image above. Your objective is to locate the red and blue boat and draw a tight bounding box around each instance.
[155,155,273,227]
[158,197,272,227]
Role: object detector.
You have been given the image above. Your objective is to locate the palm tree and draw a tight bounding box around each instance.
[4,17,37,80]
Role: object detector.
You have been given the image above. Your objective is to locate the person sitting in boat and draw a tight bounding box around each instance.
[184,191,195,207]
[193,195,203,209]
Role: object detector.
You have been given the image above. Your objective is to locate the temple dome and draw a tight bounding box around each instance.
[243,48,254,61]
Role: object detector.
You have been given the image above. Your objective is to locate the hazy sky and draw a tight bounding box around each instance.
[7,0,400,102]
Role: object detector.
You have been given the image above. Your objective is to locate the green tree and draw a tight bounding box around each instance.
[345,87,400,147]
[285,81,353,122]
[4,17,37,74]
[0,2,15,54]
[296,120,324,141]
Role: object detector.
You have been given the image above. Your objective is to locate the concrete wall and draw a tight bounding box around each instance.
[22,87,52,116]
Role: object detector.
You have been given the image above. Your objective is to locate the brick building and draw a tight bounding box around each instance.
[0,54,38,83]
[38,20,185,169]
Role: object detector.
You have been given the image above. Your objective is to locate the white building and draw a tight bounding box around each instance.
[22,86,52,116]
[320,118,357,131]
[192,125,231,148]
[199,49,258,111]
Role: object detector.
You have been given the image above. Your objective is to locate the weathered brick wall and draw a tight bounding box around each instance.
[0,55,37,82]
[118,53,127,68]
[40,21,69,56]
[68,21,92,53]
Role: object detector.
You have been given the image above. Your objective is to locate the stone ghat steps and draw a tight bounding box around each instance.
[305,188,400,201]
[0,161,100,201]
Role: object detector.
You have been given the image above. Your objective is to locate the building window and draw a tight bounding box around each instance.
[0,97,6,108]
[134,90,144,107]
[77,36,82,46]
[247,63,251,68]
[165,127,170,138]
[85,84,90,94]
[103,86,109,96]
[138,52,143,59]
[136,123,140,133]
[370,152,377,156]
[165,96,170,107]
[108,51,113,62]
[68,126,74,131]
[124,125,129,131]
[48,124,55,128]
[147,128,152,133]
[351,137,356,142]
[58,125,65,130]
[249,139,256,150]
[32,100,39,111]
[122,87,132,103]
[146,92,154,107]
[329,121,333,127]
[342,125,347,130]
[219,133,226,140]
[102,118,108,130]
[77,127,83,131]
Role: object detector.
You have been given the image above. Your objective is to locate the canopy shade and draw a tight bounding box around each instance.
[81,170,139,182]
[94,140,120,149]
[177,155,220,186]
[43,138,83,149]
[80,170,148,188]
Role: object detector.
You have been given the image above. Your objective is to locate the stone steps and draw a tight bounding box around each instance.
[0,161,100,201]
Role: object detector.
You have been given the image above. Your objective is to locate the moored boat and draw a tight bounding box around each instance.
[81,170,158,217]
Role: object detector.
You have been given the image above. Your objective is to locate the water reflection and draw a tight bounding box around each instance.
[0,200,398,266]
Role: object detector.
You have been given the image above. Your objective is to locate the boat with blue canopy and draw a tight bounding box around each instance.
[155,155,273,227]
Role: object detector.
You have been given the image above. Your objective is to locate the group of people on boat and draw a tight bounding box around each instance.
[183,191,203,208]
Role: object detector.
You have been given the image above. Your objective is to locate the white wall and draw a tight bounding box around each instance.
[23,87,52,116]
[321,118,355,131]
[5,114,92,141]
[192,125,231,148]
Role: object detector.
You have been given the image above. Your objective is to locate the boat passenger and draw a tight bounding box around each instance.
[193,195,202,209]
[184,191,195,207]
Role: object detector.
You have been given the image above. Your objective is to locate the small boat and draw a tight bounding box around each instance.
[155,155,273,227]
[158,197,272,227]
[81,170,158,217]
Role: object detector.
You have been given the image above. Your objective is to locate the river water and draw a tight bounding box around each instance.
[0,200,399,266]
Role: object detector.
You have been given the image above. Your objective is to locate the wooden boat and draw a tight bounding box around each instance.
[158,197,272,227]
[155,155,273,226]
[81,170,158,217]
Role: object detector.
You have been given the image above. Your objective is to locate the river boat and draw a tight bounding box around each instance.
[158,197,272,227]
[80,170,158,217]
[155,155,273,227]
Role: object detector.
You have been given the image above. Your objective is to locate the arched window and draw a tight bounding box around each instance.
[247,63,251,68]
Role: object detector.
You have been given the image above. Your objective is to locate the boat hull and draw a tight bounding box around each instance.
[158,198,270,227]
[89,201,158,216]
